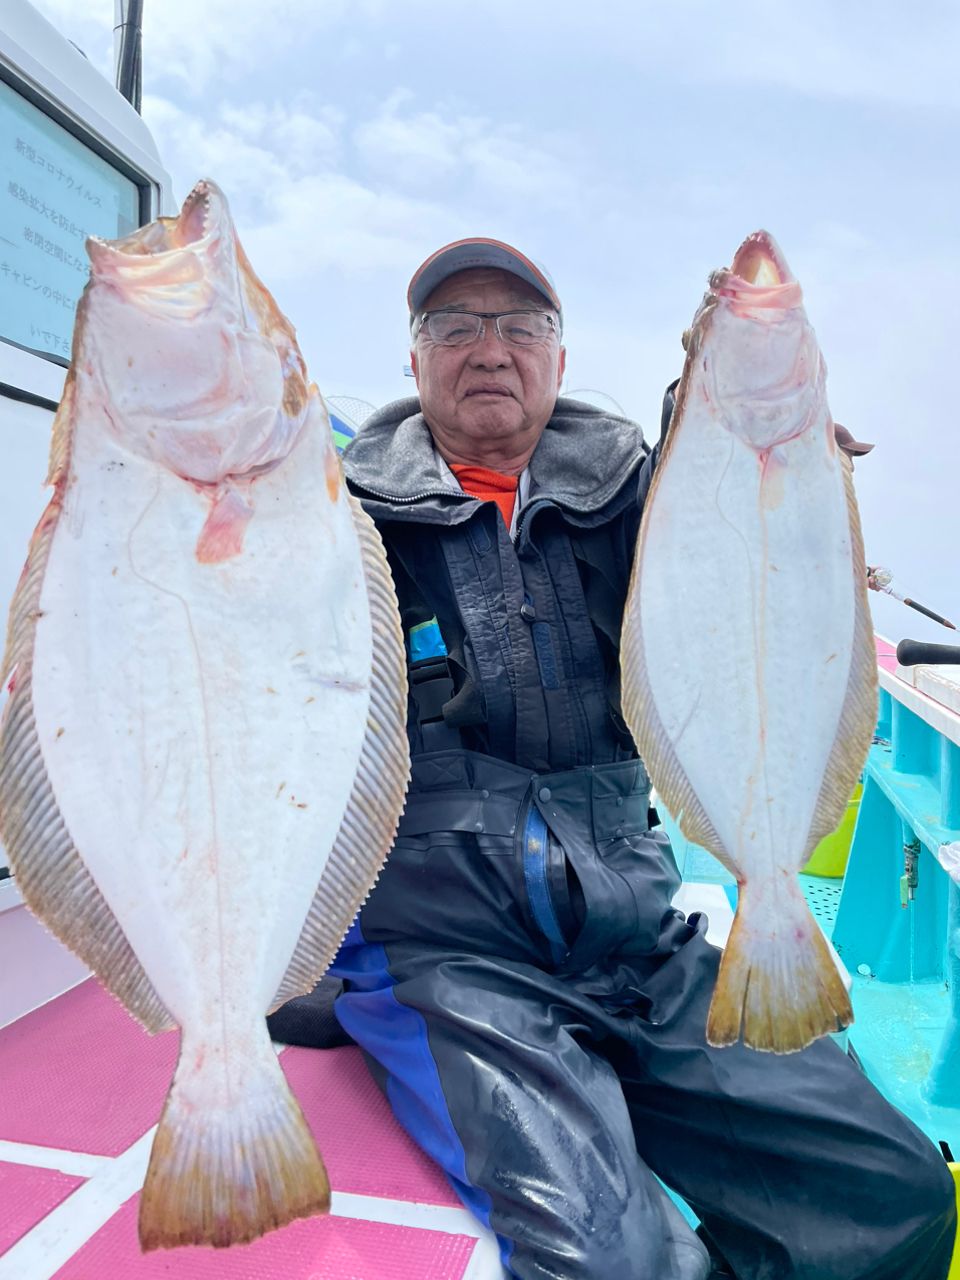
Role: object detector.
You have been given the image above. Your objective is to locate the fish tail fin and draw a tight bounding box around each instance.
[138,1033,329,1251]
[706,884,853,1053]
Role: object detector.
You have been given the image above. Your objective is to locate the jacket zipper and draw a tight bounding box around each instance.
[354,484,474,505]
[355,481,541,538]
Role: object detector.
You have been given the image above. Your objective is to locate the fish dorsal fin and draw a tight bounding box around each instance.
[620,545,732,870]
[270,494,409,1009]
[46,364,77,488]
[0,386,174,1035]
[804,456,877,851]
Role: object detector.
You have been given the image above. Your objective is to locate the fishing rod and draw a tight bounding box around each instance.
[895,639,960,667]
[866,566,956,632]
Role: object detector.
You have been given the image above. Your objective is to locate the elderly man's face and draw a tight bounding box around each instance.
[410,268,565,469]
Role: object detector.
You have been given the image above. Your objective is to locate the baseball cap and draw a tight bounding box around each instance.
[407,237,562,329]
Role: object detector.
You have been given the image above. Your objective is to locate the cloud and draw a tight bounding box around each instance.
[142,95,342,216]
[352,91,576,208]
[31,0,960,114]
[30,0,387,92]
[683,0,960,111]
[352,92,464,185]
[461,130,572,203]
[243,171,453,278]
[393,0,960,112]
[138,0,357,92]
[142,95,459,275]
[142,87,584,283]
[22,0,960,622]
[217,102,342,175]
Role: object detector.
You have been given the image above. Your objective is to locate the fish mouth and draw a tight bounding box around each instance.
[83,180,240,313]
[730,231,794,288]
[708,230,803,312]
[175,180,217,249]
[86,180,227,268]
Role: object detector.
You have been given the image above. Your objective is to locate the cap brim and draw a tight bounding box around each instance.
[834,424,875,456]
[408,237,561,319]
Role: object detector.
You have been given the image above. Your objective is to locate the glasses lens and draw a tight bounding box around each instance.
[423,312,483,345]
[497,312,555,345]
[421,311,556,346]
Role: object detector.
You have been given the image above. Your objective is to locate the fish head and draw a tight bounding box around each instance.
[82,179,309,485]
[685,230,825,451]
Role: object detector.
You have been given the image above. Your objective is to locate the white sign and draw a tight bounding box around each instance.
[0,76,140,361]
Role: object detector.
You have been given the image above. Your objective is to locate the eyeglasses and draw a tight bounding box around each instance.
[415,310,559,347]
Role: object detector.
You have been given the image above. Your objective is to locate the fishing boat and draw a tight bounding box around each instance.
[0,3,957,1277]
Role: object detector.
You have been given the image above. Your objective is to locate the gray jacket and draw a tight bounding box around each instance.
[342,395,658,773]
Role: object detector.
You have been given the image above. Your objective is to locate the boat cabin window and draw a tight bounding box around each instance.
[1,74,142,364]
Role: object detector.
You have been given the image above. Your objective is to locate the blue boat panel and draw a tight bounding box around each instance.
[668,667,960,1152]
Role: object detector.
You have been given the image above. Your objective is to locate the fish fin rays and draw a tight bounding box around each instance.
[707,886,853,1053]
[270,493,410,1010]
[0,474,174,1036]
[45,364,77,489]
[138,1032,329,1250]
[2,374,75,684]
[619,578,731,868]
[805,459,877,852]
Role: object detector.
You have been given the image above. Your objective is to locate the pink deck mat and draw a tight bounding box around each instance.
[1,978,475,1276]
[53,1199,478,1280]
[284,1044,460,1205]
[0,977,179,1155]
[0,976,458,1204]
[0,1162,84,1254]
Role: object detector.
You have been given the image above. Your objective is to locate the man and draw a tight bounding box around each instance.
[328,238,957,1279]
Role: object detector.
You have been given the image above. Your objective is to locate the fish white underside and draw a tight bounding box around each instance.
[31,392,370,1031]
[637,404,856,874]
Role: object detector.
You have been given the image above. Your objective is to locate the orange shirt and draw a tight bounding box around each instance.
[450,464,519,529]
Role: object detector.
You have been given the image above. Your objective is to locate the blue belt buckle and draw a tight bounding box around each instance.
[523,806,568,964]
[409,616,447,661]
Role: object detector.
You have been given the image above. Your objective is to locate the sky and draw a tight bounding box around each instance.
[29,0,960,647]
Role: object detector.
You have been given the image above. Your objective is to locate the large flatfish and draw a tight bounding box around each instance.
[621,231,875,1053]
[0,180,409,1247]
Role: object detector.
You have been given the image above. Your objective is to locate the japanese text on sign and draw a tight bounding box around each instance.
[1,77,141,364]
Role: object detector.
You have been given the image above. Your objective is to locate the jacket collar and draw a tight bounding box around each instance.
[342,396,648,523]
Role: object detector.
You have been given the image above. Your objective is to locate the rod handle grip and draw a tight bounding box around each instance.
[895,639,960,667]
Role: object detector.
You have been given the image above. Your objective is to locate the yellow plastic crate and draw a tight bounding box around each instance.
[802,783,863,878]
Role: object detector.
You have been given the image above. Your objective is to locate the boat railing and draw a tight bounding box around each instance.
[833,637,960,1109]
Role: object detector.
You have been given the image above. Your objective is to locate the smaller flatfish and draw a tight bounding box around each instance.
[621,231,876,1054]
